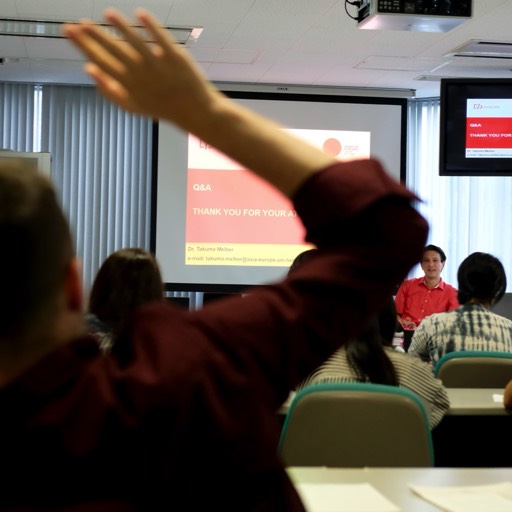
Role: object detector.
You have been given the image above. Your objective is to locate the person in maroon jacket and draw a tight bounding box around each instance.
[0,9,428,511]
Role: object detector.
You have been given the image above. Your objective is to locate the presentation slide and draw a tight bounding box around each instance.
[154,91,406,291]
[466,99,512,158]
[185,129,370,267]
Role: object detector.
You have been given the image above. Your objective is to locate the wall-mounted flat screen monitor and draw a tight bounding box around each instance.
[439,78,512,176]
[152,86,407,292]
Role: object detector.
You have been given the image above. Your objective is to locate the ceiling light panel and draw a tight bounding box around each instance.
[0,18,203,46]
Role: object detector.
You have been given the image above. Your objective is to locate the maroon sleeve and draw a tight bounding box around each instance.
[124,158,428,411]
[108,158,428,506]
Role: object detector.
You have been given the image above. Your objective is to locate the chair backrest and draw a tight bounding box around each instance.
[278,382,434,468]
[434,350,512,388]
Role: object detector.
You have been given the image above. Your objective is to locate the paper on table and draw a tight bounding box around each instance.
[410,482,512,512]
[295,483,400,512]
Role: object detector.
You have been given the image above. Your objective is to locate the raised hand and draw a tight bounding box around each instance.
[63,9,220,132]
[64,9,334,197]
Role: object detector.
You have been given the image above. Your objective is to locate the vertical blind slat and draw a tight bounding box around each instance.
[0,83,35,151]
[39,84,153,295]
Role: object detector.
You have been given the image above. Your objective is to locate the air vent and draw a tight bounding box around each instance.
[445,40,512,59]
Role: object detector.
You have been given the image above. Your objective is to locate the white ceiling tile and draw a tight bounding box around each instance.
[13,0,94,20]
[25,37,84,60]
[0,0,18,17]
[0,0,506,97]
[0,35,27,58]
[356,56,445,72]
[189,47,221,63]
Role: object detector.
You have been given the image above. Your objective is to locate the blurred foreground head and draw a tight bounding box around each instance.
[0,161,74,346]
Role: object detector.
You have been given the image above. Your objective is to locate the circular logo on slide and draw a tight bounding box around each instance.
[323,138,342,157]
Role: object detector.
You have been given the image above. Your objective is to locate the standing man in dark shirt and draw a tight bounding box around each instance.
[0,9,428,511]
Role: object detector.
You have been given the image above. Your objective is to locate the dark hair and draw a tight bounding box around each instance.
[288,248,318,275]
[423,244,446,263]
[289,248,398,385]
[0,161,74,343]
[457,252,506,306]
[88,248,164,334]
[346,298,399,386]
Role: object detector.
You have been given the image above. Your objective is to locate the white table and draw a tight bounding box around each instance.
[287,466,512,511]
[446,387,510,415]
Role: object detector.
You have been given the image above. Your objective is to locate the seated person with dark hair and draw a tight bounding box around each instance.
[504,379,512,410]
[86,247,164,352]
[394,244,459,351]
[298,298,449,428]
[409,252,512,364]
[287,247,317,275]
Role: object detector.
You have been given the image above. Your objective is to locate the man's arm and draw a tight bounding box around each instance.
[394,282,415,329]
[63,9,334,198]
[446,286,460,311]
[394,282,406,315]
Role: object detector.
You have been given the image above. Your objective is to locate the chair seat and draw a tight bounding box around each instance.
[278,382,434,468]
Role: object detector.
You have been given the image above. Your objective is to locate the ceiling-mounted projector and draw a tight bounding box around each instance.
[357,0,472,32]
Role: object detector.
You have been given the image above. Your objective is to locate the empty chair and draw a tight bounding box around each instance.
[434,350,512,388]
[278,382,434,468]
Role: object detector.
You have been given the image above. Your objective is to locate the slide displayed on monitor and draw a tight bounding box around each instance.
[439,78,512,176]
[466,99,512,158]
[153,91,406,291]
